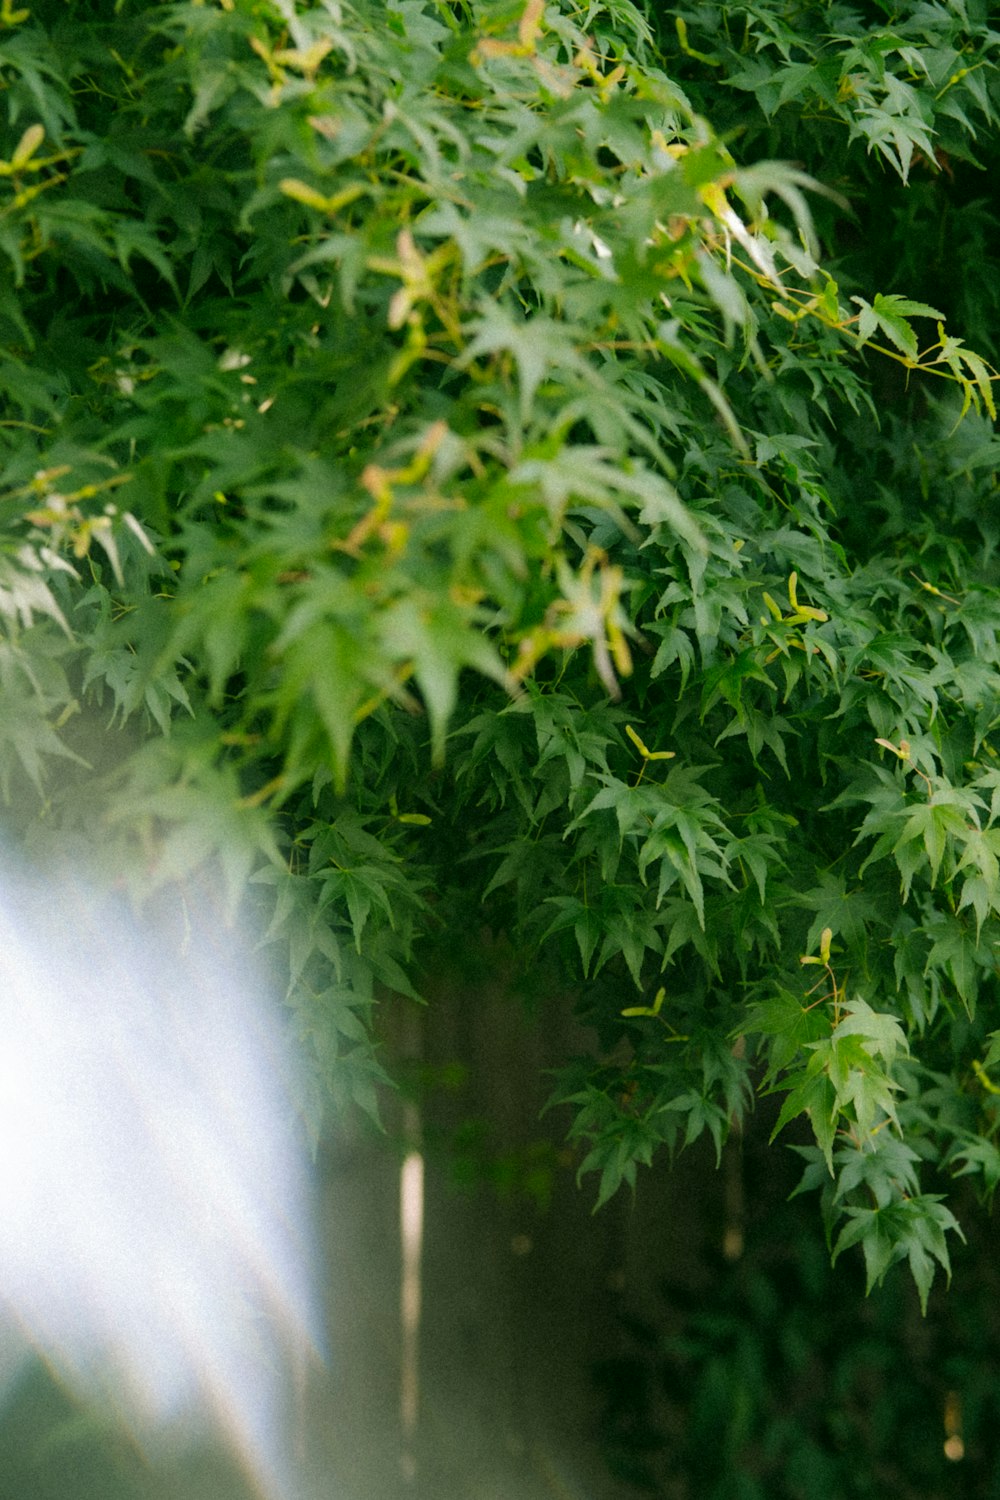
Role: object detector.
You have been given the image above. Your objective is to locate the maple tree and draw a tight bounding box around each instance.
[2,0,1000,1323]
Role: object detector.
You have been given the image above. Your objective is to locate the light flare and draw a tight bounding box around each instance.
[0,853,322,1499]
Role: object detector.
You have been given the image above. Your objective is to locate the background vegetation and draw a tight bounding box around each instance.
[2,3,1000,1482]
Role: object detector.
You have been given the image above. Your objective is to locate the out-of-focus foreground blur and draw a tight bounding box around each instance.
[0,853,321,1500]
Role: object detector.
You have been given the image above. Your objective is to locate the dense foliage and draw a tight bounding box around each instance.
[2,0,999,1309]
[595,1142,1000,1499]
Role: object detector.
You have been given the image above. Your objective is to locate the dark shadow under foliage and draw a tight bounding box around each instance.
[594,1135,1000,1500]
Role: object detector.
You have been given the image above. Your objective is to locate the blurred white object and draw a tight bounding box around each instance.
[0,853,320,1498]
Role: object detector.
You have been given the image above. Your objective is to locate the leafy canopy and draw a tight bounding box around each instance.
[2,0,1000,1310]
